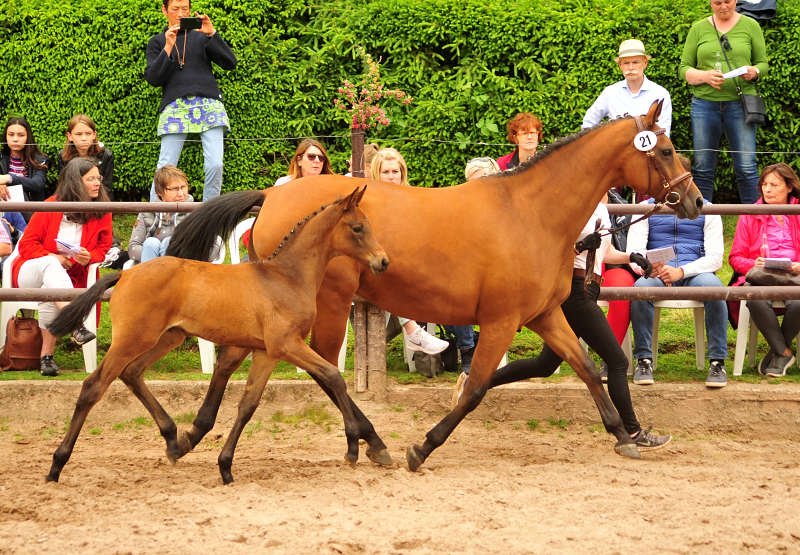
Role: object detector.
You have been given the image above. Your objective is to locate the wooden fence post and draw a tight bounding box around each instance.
[366,302,387,395]
[353,299,368,392]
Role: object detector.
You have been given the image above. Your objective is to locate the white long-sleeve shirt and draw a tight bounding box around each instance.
[625,201,724,278]
[581,76,673,137]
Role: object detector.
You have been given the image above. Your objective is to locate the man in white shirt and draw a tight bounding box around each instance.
[626,193,728,388]
[582,39,672,136]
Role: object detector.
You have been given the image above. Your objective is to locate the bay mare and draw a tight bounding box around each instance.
[45,187,393,484]
[168,100,703,471]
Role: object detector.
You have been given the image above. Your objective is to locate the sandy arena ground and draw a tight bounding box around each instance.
[1,382,800,554]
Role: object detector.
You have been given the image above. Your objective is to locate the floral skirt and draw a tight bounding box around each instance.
[156,96,230,136]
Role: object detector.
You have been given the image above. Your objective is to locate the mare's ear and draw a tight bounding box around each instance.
[646,99,663,129]
[345,185,367,210]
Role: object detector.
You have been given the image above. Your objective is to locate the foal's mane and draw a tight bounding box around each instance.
[502,115,632,178]
[262,197,343,262]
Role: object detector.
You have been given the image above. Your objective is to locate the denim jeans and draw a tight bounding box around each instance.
[443,325,475,351]
[631,272,729,361]
[141,236,171,263]
[690,96,758,204]
[149,126,225,202]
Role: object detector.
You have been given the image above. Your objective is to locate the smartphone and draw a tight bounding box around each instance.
[179,17,202,30]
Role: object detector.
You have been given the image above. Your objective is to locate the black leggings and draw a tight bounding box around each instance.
[490,277,641,435]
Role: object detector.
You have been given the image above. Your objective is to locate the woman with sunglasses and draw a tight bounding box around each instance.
[274,139,334,186]
[679,0,768,204]
[497,113,543,171]
[12,158,112,376]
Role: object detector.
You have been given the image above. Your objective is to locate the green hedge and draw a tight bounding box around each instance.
[1,0,797,200]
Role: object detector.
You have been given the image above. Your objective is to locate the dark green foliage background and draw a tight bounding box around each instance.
[0,0,797,200]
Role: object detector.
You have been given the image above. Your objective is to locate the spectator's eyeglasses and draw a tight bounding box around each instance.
[304,153,326,162]
[719,34,731,51]
[84,175,103,183]
[516,131,539,138]
[164,185,189,193]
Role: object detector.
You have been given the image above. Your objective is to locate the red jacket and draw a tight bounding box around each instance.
[729,197,800,287]
[12,197,113,288]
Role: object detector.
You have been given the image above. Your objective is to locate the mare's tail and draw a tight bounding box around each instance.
[48,272,122,337]
[166,190,266,261]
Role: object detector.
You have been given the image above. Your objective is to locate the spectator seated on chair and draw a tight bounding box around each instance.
[11,158,112,376]
[129,165,219,263]
[497,113,542,171]
[372,148,448,356]
[626,155,728,388]
[729,163,800,378]
[1,210,27,248]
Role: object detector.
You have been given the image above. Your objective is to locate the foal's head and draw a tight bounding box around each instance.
[329,186,390,275]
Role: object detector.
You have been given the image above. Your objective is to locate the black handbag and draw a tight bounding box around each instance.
[713,17,767,126]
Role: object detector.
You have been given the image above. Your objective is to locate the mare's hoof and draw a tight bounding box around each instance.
[45,473,59,483]
[406,445,424,472]
[343,454,358,468]
[165,449,179,467]
[176,431,193,458]
[221,471,235,485]
[614,443,642,459]
[366,448,393,467]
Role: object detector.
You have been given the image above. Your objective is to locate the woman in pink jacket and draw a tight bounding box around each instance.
[729,163,800,377]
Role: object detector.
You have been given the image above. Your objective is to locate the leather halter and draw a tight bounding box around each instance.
[632,115,693,207]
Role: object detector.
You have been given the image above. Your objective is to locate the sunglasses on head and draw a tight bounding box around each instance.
[719,33,731,51]
[304,153,326,162]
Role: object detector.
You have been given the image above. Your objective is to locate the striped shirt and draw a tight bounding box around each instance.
[8,155,26,176]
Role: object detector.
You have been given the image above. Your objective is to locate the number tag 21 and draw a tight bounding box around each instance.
[634,131,657,152]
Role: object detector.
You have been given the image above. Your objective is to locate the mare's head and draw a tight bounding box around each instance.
[329,186,390,274]
[619,100,703,219]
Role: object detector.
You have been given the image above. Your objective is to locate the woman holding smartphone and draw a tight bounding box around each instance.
[145,0,237,202]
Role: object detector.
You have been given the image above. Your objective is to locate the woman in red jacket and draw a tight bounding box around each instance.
[729,163,800,378]
[13,158,112,376]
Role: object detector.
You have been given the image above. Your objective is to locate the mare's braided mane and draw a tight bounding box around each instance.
[264,200,337,262]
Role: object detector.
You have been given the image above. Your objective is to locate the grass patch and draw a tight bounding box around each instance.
[174,412,197,424]
[89,427,102,435]
[526,419,539,431]
[548,417,571,430]
[244,420,262,438]
[390,432,399,438]
[270,404,337,428]
[112,416,153,431]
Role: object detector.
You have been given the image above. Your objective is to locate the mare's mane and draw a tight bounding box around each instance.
[502,115,632,178]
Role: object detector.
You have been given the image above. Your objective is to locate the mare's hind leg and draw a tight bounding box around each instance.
[46,344,146,482]
[527,308,638,458]
[407,322,517,471]
[310,302,391,466]
[116,328,190,465]
[218,349,277,485]
[178,345,252,458]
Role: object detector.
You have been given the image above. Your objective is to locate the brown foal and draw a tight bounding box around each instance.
[46,186,391,484]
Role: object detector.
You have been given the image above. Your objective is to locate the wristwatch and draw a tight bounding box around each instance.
[754,66,760,81]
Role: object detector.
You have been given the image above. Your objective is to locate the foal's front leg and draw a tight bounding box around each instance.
[528,308,639,458]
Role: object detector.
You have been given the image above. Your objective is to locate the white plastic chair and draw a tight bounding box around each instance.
[229,218,256,265]
[652,300,705,372]
[124,237,225,374]
[1,245,100,373]
[733,300,800,376]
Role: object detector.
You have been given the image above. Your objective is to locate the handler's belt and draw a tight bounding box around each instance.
[573,268,604,286]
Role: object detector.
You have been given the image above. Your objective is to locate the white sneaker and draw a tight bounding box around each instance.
[406,327,449,355]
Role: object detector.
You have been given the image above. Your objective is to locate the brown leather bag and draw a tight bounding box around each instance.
[0,314,43,371]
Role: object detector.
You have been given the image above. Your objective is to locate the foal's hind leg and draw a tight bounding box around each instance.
[117,328,190,465]
[46,345,145,482]
[218,349,277,485]
[178,345,252,458]
[528,309,638,458]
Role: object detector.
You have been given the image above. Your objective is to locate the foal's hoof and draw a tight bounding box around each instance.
[165,449,179,467]
[45,473,59,483]
[614,443,642,459]
[176,431,193,458]
[366,448,393,467]
[343,454,358,468]
[406,445,425,472]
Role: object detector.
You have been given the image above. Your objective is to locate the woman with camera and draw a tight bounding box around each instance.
[679,0,768,204]
[145,0,237,202]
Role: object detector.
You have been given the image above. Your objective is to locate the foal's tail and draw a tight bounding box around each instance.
[48,272,123,338]
[166,190,266,261]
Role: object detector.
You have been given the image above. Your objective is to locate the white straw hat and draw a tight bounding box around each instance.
[614,39,652,62]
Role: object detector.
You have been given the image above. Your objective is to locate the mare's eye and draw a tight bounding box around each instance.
[661,148,673,157]
[352,224,363,233]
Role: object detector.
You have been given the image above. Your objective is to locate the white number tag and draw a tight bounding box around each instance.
[634,130,657,152]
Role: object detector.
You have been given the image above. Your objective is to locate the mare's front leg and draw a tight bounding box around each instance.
[179,345,252,458]
[527,308,639,458]
[218,349,277,485]
[407,322,518,471]
[116,328,190,465]
[47,343,149,482]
